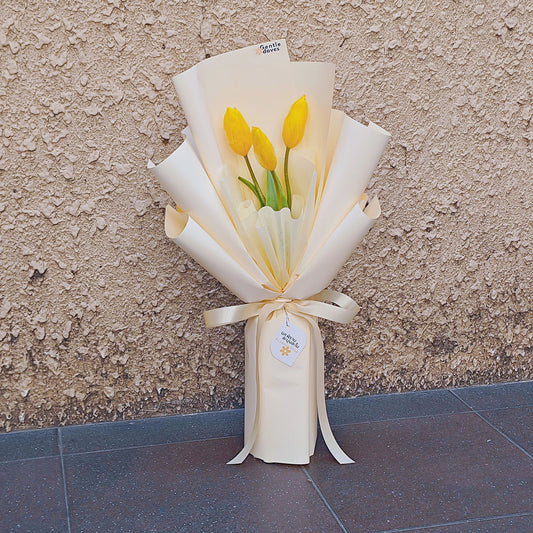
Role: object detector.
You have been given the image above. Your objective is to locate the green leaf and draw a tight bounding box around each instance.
[266,171,280,210]
[238,176,265,207]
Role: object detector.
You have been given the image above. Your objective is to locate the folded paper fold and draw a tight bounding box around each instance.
[164,206,274,302]
[244,312,317,464]
[150,141,272,290]
[302,116,391,267]
[285,197,381,299]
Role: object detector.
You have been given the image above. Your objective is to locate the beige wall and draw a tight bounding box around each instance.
[1,1,532,431]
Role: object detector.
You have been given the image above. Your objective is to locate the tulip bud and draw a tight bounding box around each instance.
[223,108,252,156]
[252,127,277,170]
[282,95,308,148]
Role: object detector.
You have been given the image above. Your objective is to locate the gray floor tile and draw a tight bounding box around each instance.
[452,381,533,411]
[64,436,342,533]
[403,512,533,532]
[0,456,68,533]
[58,388,470,456]
[307,412,533,532]
[481,406,533,456]
[328,389,469,427]
[0,428,58,462]
[60,408,244,454]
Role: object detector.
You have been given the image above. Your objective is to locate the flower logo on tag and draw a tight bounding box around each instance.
[280,346,291,356]
[270,318,306,367]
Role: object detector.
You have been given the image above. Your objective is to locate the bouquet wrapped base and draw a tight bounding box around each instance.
[244,312,317,464]
[204,290,360,464]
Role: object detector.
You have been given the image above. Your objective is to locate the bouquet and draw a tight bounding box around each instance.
[148,40,390,464]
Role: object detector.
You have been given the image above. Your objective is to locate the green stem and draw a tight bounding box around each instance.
[244,154,265,206]
[284,147,292,209]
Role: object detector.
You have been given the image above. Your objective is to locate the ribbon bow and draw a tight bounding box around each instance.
[204,289,360,465]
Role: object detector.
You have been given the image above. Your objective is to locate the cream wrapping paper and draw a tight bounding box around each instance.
[204,290,360,465]
[300,116,391,269]
[285,197,381,299]
[149,140,272,291]
[173,41,292,199]
[244,312,317,464]
[164,206,274,303]
[149,40,391,465]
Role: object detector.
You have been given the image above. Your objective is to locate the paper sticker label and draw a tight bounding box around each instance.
[256,40,283,55]
[270,318,307,367]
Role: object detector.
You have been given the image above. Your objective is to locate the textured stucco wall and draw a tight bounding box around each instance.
[1,1,532,432]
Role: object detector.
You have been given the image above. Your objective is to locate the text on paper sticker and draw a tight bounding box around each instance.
[270,318,307,367]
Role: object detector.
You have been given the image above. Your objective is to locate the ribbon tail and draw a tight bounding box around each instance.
[310,319,355,464]
[227,425,258,464]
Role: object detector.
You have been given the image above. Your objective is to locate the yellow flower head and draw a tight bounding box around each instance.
[223,107,252,156]
[252,127,277,170]
[282,95,308,148]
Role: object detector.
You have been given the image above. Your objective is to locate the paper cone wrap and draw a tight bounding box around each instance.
[285,197,381,299]
[164,206,274,302]
[173,41,291,191]
[150,140,271,290]
[303,116,391,265]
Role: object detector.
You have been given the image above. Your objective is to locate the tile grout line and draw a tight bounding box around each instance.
[2,385,531,461]
[448,390,533,461]
[301,466,350,533]
[53,410,471,459]
[444,389,473,412]
[60,432,243,458]
[3,384,531,458]
[374,511,533,532]
[0,453,61,465]
[58,409,474,459]
[57,428,73,533]
[331,407,473,429]
[477,404,533,413]
[473,411,533,461]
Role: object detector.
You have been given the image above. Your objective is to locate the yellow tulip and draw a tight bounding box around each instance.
[252,127,277,170]
[223,108,252,156]
[282,95,308,148]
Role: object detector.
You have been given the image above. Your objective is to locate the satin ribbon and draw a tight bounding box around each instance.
[204,289,360,465]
